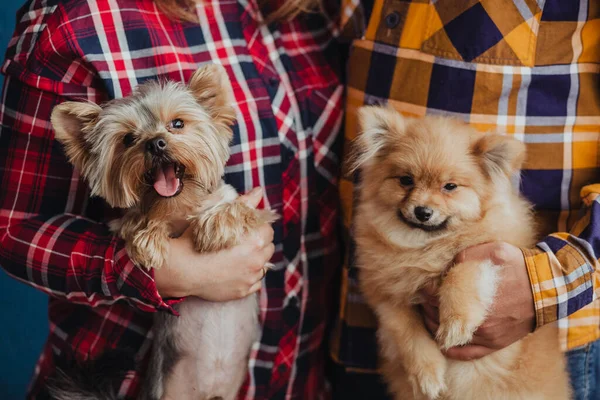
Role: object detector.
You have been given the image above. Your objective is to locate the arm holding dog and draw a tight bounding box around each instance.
[155,189,276,301]
[0,75,174,312]
[424,243,536,361]
[424,190,600,361]
[524,186,600,328]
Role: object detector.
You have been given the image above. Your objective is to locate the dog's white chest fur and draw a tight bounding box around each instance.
[157,184,264,400]
[162,295,260,400]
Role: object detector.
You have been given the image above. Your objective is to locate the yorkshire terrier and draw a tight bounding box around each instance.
[349,107,570,400]
[50,64,277,400]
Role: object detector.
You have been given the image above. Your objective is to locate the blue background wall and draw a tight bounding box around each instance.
[0,2,50,398]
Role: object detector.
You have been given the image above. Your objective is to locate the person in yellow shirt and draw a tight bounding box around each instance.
[330,2,600,399]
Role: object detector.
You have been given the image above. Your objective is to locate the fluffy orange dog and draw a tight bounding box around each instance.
[350,106,570,400]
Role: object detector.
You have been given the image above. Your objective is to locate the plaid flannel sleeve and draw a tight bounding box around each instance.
[0,6,176,314]
[524,184,600,328]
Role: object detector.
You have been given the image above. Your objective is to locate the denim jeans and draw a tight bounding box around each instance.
[567,339,600,400]
[329,341,600,400]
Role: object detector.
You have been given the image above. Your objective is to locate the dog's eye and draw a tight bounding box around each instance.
[398,176,414,186]
[123,133,135,147]
[170,119,185,129]
[444,183,458,191]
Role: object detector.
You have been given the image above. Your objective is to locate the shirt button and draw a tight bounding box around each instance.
[282,150,293,164]
[269,77,279,87]
[385,11,401,29]
[278,364,287,373]
[365,97,379,106]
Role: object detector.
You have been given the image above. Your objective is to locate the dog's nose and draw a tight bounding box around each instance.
[414,206,433,222]
[146,137,167,155]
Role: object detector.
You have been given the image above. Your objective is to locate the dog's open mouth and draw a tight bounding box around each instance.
[397,211,449,232]
[147,162,185,198]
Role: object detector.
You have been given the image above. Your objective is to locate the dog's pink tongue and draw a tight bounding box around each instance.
[153,164,179,197]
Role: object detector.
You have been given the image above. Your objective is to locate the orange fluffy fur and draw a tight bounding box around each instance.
[350,106,570,400]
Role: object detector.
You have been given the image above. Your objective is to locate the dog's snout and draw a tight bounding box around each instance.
[146,137,167,155]
[414,206,433,222]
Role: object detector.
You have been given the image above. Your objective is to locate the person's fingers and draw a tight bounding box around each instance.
[264,262,276,270]
[256,223,274,245]
[253,266,268,284]
[261,242,275,261]
[454,242,501,264]
[465,334,494,348]
[239,187,263,208]
[245,225,274,251]
[443,344,495,361]
[247,279,263,295]
[468,322,498,346]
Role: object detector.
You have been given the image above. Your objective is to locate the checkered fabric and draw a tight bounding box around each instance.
[0,0,343,398]
[331,0,600,373]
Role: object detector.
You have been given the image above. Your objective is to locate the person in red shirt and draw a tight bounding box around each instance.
[0,0,343,398]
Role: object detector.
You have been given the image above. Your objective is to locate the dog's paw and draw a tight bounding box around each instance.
[190,201,277,253]
[406,348,447,400]
[436,318,476,350]
[408,363,447,400]
[436,259,499,350]
[190,211,239,253]
[129,231,168,269]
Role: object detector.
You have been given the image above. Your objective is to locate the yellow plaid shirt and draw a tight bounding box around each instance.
[332,0,600,373]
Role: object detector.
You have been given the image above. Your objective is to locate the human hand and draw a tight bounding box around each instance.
[155,188,275,301]
[421,242,536,360]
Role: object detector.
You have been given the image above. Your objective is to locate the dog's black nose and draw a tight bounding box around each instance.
[146,137,167,155]
[414,206,433,222]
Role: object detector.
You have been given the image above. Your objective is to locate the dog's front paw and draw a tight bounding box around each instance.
[405,346,447,400]
[190,201,277,253]
[129,233,168,269]
[436,259,499,350]
[408,362,447,400]
[436,318,476,350]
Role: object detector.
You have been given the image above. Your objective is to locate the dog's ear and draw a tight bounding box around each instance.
[188,64,237,127]
[51,101,101,173]
[345,106,405,175]
[472,134,526,178]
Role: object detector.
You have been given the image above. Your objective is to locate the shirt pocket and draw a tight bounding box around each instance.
[364,0,431,50]
[421,0,544,66]
[366,0,545,67]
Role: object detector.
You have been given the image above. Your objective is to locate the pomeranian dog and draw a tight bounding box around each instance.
[349,106,570,400]
[50,64,276,400]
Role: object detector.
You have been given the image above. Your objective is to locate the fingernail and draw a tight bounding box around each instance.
[249,187,262,197]
[264,262,276,270]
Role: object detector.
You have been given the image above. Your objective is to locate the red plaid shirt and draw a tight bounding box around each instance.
[0,0,343,398]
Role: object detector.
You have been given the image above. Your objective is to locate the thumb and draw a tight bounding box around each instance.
[239,187,263,208]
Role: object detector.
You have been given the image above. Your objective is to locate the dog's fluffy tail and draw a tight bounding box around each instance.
[47,349,135,400]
